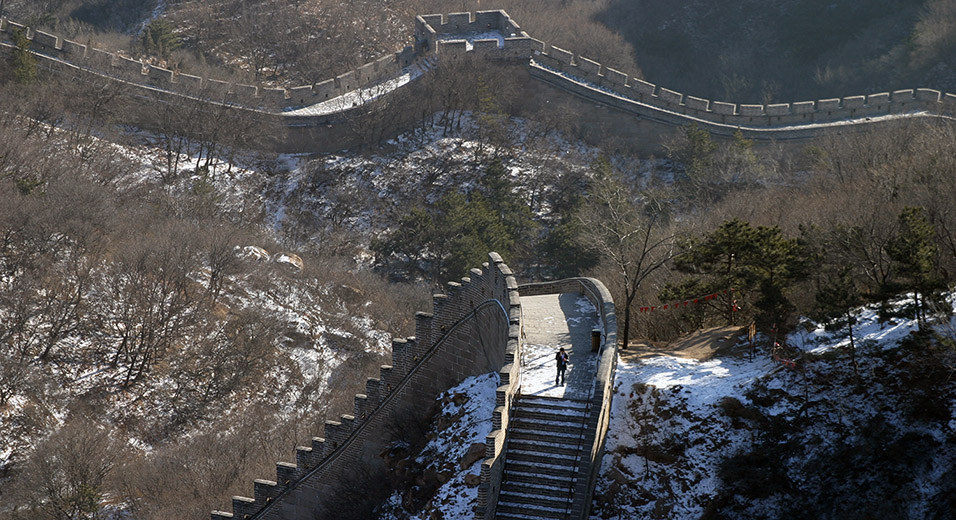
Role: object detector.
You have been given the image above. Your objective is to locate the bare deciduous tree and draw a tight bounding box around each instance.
[578,162,678,348]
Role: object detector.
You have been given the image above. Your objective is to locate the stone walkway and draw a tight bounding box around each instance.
[519,293,600,400]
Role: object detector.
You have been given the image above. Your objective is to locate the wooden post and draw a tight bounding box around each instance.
[748,321,756,360]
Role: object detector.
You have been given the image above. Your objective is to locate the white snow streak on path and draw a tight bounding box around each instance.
[284,61,429,117]
[520,294,599,399]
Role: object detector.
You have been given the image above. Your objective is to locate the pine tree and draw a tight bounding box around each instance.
[373,191,514,283]
[11,29,37,84]
[477,160,537,261]
[886,206,944,327]
[669,123,717,200]
[141,19,181,59]
[474,77,507,159]
[815,267,863,378]
[541,209,600,279]
[437,192,513,281]
[669,218,810,330]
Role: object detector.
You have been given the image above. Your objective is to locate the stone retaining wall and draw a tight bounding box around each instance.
[210,253,519,520]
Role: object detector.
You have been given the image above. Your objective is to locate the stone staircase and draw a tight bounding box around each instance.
[495,396,590,520]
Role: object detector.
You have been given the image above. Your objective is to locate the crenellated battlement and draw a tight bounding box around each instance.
[0,15,417,111]
[414,10,526,43]
[3,10,954,154]
[531,46,956,130]
[211,253,521,520]
[414,10,544,60]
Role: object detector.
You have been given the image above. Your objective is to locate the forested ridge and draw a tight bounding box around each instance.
[1,1,956,519]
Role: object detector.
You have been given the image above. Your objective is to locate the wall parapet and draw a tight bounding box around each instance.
[474,255,523,519]
[211,253,519,520]
[0,16,418,112]
[531,49,956,131]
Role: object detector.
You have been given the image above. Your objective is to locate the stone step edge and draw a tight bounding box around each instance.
[502,469,578,484]
[499,489,572,503]
[507,449,579,463]
[497,500,570,514]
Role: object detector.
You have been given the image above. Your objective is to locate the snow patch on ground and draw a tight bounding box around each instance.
[521,296,599,400]
[592,292,956,519]
[790,293,956,354]
[436,31,506,50]
[597,349,771,518]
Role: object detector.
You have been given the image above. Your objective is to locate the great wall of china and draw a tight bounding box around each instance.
[0,10,949,518]
[4,10,956,153]
[200,252,617,520]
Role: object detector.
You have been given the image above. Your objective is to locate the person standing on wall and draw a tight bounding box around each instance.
[555,347,569,385]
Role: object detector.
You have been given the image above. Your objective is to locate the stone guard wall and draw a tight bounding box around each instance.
[530,47,956,138]
[4,11,956,152]
[0,16,416,111]
[210,253,520,520]
[514,278,618,520]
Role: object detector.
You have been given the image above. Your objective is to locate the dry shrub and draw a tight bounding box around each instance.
[118,406,293,520]
[4,417,125,520]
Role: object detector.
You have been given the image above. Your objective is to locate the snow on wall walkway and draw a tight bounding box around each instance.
[283,59,433,117]
[519,293,599,400]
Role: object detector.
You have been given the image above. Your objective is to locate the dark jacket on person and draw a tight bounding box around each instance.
[556,351,568,369]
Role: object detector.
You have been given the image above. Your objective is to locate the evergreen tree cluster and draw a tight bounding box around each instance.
[372,157,603,285]
[660,206,948,341]
[373,160,541,283]
[141,18,181,60]
[664,218,811,330]
[10,28,37,84]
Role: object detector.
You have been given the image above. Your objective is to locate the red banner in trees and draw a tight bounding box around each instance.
[639,289,732,313]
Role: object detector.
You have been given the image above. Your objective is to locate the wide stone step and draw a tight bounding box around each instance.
[496,513,566,520]
[495,500,569,520]
[515,396,588,412]
[498,490,568,510]
[500,479,576,499]
[507,449,579,467]
[503,460,577,479]
[510,429,583,446]
[508,438,581,457]
[501,468,575,489]
[510,416,587,436]
[514,406,590,424]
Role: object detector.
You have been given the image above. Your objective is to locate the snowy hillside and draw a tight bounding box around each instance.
[591,294,956,519]
[354,293,956,520]
[0,113,623,519]
[0,124,431,519]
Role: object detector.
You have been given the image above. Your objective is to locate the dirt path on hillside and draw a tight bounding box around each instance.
[621,326,747,364]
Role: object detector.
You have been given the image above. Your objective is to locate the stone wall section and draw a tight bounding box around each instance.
[3,10,956,152]
[473,260,523,519]
[0,16,417,111]
[415,10,545,60]
[210,253,520,520]
[531,45,956,128]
